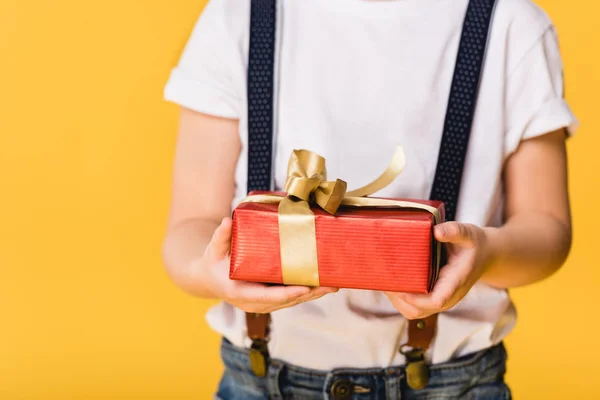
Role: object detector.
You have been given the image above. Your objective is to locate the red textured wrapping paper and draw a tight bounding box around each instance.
[229,196,445,294]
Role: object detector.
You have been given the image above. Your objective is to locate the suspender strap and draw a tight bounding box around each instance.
[247,0,277,193]
[245,0,278,375]
[406,0,497,358]
[244,0,496,385]
[429,0,497,222]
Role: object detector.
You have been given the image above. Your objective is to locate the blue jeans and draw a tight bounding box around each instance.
[216,338,512,400]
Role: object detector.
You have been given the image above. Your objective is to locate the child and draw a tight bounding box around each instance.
[162,0,578,398]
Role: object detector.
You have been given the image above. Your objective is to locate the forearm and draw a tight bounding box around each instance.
[161,218,221,299]
[480,212,572,289]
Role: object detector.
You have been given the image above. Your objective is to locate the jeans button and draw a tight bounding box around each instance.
[330,379,353,399]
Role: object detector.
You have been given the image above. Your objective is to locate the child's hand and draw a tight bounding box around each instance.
[200,217,339,314]
[385,222,492,320]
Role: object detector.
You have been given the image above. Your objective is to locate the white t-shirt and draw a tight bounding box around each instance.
[164,0,578,371]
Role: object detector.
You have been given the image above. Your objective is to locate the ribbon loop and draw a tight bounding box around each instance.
[284,176,323,201]
[287,149,327,178]
[314,179,347,214]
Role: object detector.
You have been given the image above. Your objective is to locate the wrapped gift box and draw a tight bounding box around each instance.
[229,193,445,294]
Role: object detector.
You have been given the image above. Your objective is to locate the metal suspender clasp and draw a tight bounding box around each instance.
[400,346,430,390]
[249,338,269,377]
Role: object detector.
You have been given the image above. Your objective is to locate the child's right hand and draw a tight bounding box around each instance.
[200,217,339,314]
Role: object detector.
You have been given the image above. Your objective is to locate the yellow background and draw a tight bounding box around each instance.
[1,0,598,398]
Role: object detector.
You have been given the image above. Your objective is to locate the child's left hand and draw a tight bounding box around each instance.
[385,221,493,320]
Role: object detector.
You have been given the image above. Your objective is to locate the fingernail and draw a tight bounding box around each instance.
[434,225,444,238]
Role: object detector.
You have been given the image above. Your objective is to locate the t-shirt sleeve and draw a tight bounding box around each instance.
[163,0,246,119]
[504,25,579,156]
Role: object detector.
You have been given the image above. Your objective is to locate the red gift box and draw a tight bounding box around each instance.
[229,193,445,294]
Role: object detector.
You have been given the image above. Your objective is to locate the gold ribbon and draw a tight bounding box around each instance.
[241,147,442,287]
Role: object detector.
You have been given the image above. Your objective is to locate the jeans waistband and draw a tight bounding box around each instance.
[218,338,509,400]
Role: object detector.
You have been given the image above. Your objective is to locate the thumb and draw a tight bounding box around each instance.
[434,221,477,246]
[206,217,233,262]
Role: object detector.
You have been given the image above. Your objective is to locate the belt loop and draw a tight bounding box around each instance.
[384,367,403,400]
[267,360,284,399]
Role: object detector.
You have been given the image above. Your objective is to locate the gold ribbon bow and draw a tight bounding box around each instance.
[241,147,442,287]
[283,149,348,215]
